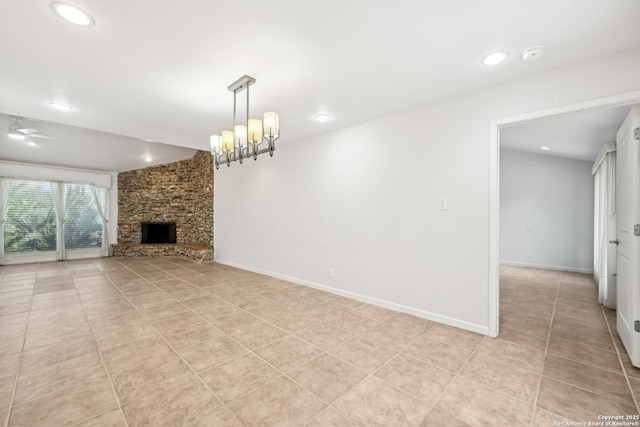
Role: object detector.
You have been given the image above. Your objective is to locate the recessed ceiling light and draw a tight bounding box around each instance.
[144,156,152,162]
[481,50,510,66]
[51,2,94,26]
[49,102,73,111]
[522,46,544,62]
[8,132,25,141]
[314,113,331,122]
[540,146,551,151]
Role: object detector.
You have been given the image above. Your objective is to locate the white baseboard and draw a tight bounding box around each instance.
[500,260,593,274]
[214,258,489,336]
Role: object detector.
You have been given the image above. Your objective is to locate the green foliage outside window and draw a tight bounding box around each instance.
[2,180,104,254]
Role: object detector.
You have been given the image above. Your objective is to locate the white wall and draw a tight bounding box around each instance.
[499,149,593,272]
[215,49,640,334]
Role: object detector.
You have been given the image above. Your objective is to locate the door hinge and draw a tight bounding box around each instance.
[635,224,640,236]
[635,127,640,140]
[635,321,640,332]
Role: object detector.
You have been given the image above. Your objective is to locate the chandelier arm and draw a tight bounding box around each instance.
[264,134,278,157]
[218,145,275,165]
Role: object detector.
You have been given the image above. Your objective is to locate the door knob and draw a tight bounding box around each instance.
[610,239,620,245]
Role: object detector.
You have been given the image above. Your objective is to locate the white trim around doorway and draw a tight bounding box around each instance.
[488,89,640,338]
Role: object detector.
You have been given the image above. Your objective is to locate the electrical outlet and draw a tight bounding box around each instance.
[527,251,533,258]
[526,225,533,232]
[329,268,335,279]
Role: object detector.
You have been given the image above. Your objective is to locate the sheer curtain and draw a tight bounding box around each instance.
[0,178,11,264]
[51,181,66,260]
[91,186,109,257]
[592,142,617,309]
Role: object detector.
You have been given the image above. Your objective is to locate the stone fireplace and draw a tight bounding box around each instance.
[112,150,214,262]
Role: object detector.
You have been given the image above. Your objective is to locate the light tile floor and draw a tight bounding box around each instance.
[0,258,638,426]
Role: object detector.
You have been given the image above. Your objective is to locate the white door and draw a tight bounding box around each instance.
[616,106,640,366]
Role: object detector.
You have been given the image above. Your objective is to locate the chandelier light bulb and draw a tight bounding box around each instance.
[234,125,247,149]
[248,119,263,144]
[263,112,279,138]
[210,135,222,155]
[222,131,234,152]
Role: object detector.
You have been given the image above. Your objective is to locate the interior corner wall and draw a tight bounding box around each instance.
[499,149,594,272]
[214,49,640,335]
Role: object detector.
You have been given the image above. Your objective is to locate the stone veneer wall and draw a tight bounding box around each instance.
[117,150,213,247]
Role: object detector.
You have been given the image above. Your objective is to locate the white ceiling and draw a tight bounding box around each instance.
[0,113,196,171]
[500,106,631,162]
[1,0,639,171]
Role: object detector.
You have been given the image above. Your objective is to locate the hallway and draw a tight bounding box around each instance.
[500,264,640,422]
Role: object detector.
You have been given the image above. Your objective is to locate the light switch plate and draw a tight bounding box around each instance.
[439,198,447,210]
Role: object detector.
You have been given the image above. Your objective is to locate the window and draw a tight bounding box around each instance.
[4,179,56,254]
[1,178,108,263]
[64,184,105,250]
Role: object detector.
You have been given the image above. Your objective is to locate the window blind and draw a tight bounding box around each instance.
[63,184,106,250]
[3,179,56,253]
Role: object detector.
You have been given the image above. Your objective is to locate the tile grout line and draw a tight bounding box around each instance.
[76,258,133,427]
[153,269,335,420]
[9,260,598,425]
[112,257,386,426]
[538,373,637,408]
[601,302,640,414]
[3,259,428,426]
[1,265,84,421]
[161,266,433,425]
[3,264,39,427]
[114,259,339,420]
[421,330,484,427]
[109,258,422,421]
[225,319,424,427]
[528,267,561,427]
[295,321,440,425]
[107,257,250,426]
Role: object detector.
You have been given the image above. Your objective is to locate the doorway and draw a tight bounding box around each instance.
[488,90,640,338]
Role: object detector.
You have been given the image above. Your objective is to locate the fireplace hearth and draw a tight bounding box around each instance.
[141,222,176,244]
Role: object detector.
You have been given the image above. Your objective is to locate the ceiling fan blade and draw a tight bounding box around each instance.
[30,133,53,140]
[16,128,39,135]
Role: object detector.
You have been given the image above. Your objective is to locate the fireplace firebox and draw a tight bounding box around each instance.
[141,222,177,244]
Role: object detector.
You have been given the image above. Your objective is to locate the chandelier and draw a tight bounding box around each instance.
[210,75,280,169]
